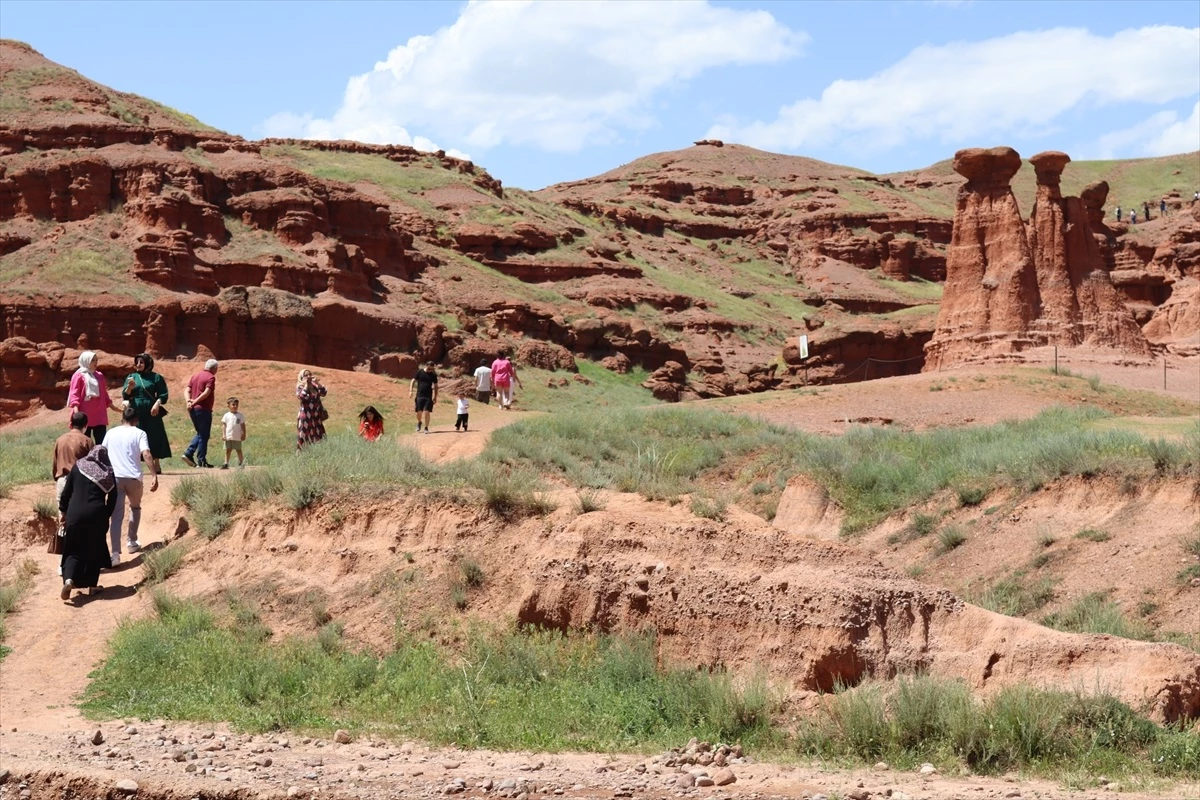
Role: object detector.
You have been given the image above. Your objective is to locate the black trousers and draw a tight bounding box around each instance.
[455,413,469,430]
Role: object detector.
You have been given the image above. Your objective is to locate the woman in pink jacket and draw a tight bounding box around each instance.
[67,351,118,443]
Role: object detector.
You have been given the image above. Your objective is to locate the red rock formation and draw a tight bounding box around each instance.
[1027,151,1147,354]
[0,338,134,422]
[924,148,1043,370]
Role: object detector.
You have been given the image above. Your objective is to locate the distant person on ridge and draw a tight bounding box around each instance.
[67,351,118,444]
[101,405,159,566]
[121,353,170,475]
[473,359,493,405]
[57,444,118,601]
[409,362,438,433]
[182,358,218,468]
[296,370,328,450]
[1130,209,1137,224]
[1115,205,1122,221]
[358,405,384,441]
[490,351,522,410]
[1160,198,1167,217]
[1143,202,1151,222]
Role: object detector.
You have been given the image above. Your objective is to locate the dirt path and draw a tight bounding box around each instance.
[405,402,535,464]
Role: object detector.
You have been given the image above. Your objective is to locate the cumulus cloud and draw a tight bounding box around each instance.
[261,0,804,154]
[707,26,1200,155]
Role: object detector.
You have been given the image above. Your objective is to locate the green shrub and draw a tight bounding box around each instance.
[1086,374,1102,392]
[285,475,326,510]
[956,486,987,507]
[906,512,939,539]
[935,526,966,554]
[450,580,468,610]
[1183,529,1200,558]
[460,558,484,589]
[575,490,606,514]
[1042,592,1154,641]
[1036,532,1057,548]
[969,573,1056,617]
[689,493,727,521]
[32,498,58,520]
[1177,564,1200,585]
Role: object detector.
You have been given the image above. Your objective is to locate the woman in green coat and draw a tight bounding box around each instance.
[122,352,171,473]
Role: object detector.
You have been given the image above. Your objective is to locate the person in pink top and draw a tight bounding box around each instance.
[490,351,522,410]
[67,351,119,444]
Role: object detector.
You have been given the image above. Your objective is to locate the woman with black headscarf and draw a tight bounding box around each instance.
[58,445,118,600]
[122,353,171,473]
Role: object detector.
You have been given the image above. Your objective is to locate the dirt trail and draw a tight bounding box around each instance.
[406,403,534,464]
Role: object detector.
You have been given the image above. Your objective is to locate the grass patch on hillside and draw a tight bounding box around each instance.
[968,572,1057,617]
[797,675,1198,781]
[81,594,775,752]
[874,276,943,302]
[1042,592,1155,641]
[487,405,1200,532]
[0,559,40,660]
[212,217,305,264]
[0,215,154,301]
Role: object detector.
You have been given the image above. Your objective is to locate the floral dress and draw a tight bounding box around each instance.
[296,383,328,449]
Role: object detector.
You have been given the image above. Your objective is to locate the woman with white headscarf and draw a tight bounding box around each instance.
[67,351,118,444]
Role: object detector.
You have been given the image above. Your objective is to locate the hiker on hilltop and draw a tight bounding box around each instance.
[121,353,170,475]
[1143,202,1151,222]
[410,362,439,433]
[1160,198,1167,216]
[58,444,118,601]
[1115,205,1122,221]
[101,406,158,566]
[67,351,118,444]
[1130,208,1137,224]
[491,351,522,411]
[182,358,218,468]
[473,359,493,405]
[296,370,328,450]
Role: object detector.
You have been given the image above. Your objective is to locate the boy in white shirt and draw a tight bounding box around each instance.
[454,391,470,432]
[220,397,247,469]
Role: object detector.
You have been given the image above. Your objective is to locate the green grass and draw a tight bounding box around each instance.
[81,595,775,752]
[487,405,1191,533]
[0,559,40,659]
[1075,528,1112,543]
[142,541,190,585]
[796,675,1198,781]
[968,572,1057,617]
[1042,592,1154,641]
[935,525,967,554]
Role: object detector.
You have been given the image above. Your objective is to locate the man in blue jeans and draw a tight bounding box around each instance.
[182,358,218,468]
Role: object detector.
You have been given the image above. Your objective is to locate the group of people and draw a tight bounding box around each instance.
[400,352,522,436]
[1114,198,1171,225]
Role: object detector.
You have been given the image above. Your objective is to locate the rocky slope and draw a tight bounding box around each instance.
[2,40,1197,420]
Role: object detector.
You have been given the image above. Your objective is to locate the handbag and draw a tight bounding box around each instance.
[318,406,330,423]
[47,521,65,555]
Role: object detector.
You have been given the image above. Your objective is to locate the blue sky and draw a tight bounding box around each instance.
[3,0,1197,190]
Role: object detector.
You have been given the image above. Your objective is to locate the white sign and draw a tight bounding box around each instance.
[798,334,809,360]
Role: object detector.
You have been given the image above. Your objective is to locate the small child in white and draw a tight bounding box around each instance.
[454,391,470,432]
[221,397,247,469]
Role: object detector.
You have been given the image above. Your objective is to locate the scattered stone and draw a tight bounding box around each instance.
[124,726,138,735]
[889,793,910,800]
[287,788,301,798]
[334,729,352,744]
[696,776,715,787]
[115,778,139,794]
[712,769,736,786]
[872,762,889,771]
[918,763,937,776]
[675,773,695,788]
[254,756,273,767]
[1005,791,1021,798]
[0,769,8,784]
[91,729,105,745]
[846,790,869,800]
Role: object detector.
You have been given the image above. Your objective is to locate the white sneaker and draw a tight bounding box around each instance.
[111,552,121,567]
[61,579,74,601]
[126,541,141,553]
[57,565,63,577]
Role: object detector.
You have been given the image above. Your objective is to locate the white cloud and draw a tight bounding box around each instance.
[1091,101,1200,159]
[261,0,804,155]
[707,26,1200,155]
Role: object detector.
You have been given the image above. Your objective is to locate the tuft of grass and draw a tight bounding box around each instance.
[459,557,485,589]
[32,497,58,520]
[1036,532,1057,548]
[956,486,987,507]
[968,572,1056,617]
[0,559,40,657]
[1177,564,1200,586]
[1030,552,1055,569]
[575,490,606,514]
[450,580,468,610]
[1074,528,1111,543]
[1183,530,1200,558]
[935,525,967,554]
[689,493,727,521]
[1086,374,1102,392]
[81,594,777,752]
[1042,592,1154,641]
[142,542,188,585]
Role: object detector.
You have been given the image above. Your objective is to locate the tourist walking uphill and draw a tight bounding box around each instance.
[102,406,158,565]
[296,369,328,450]
[53,413,94,504]
[410,362,439,433]
[491,351,522,410]
[67,351,118,444]
[57,445,118,602]
[473,359,492,405]
[182,358,219,468]
[122,353,170,474]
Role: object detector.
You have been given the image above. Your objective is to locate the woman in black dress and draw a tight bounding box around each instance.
[58,445,118,601]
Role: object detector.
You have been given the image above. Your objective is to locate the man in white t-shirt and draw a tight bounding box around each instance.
[473,360,492,405]
[101,406,159,565]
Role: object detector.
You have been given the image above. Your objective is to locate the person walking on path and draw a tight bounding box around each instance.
[121,353,170,474]
[68,351,118,444]
[53,412,94,505]
[57,445,118,601]
[410,362,439,433]
[358,405,384,441]
[1143,202,1151,222]
[296,369,328,450]
[101,406,158,566]
[454,389,470,432]
[221,397,247,468]
[1130,209,1137,224]
[473,360,493,405]
[182,358,218,468]
[1115,205,1122,222]
[490,352,521,410]
[1161,198,1168,216]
